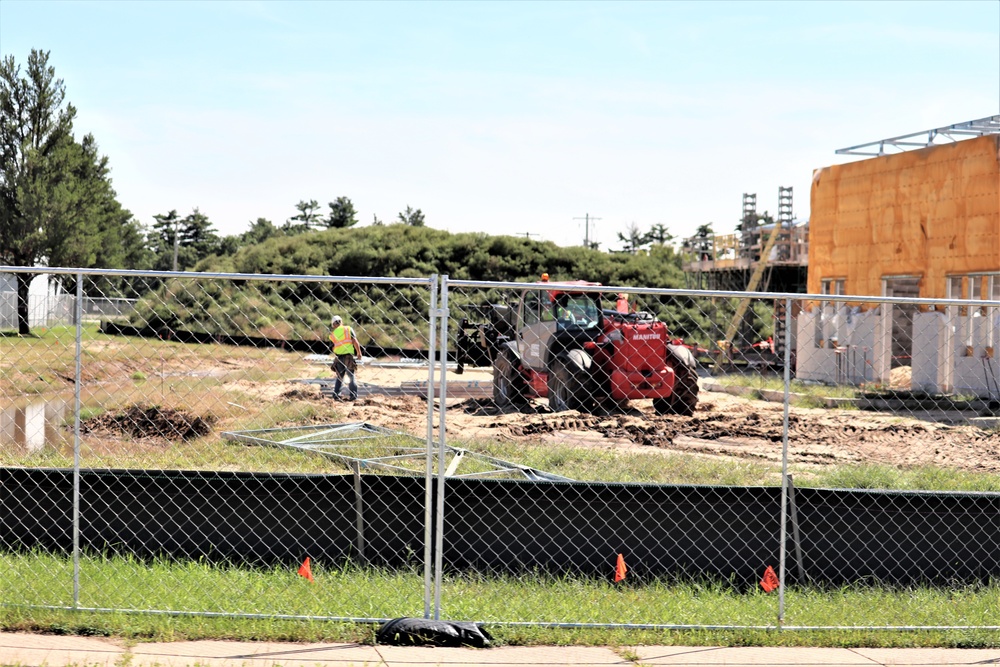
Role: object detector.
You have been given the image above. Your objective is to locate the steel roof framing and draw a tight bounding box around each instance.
[835,115,1000,156]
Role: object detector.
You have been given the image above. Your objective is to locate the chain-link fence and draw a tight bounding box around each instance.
[2,267,999,629]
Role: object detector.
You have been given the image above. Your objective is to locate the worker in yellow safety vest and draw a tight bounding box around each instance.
[329,315,362,401]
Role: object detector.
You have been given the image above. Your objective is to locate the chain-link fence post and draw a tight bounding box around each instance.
[72,272,83,608]
[777,296,792,626]
[433,275,449,620]
[423,274,439,619]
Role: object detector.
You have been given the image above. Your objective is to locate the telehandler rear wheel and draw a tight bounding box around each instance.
[493,350,527,410]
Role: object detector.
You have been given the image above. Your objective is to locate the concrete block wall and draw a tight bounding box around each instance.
[800,307,1000,398]
[796,307,881,385]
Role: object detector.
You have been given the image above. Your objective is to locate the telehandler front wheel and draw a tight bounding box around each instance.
[548,352,592,413]
[654,362,699,416]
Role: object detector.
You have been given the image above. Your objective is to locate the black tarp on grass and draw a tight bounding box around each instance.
[2,467,999,586]
[0,468,425,568]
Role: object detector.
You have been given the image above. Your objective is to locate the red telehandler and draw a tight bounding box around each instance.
[455,277,699,416]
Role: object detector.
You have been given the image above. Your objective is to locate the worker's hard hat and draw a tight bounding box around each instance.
[331,315,343,326]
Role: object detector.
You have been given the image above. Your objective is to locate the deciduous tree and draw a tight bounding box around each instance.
[242,217,280,244]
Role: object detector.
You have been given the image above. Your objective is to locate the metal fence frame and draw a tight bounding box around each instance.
[2,267,442,624]
[445,279,1000,630]
[2,266,999,631]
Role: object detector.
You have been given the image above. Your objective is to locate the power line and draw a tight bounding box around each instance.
[573,213,602,248]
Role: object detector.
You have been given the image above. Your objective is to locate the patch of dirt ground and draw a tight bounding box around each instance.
[59,351,1000,473]
[221,379,325,402]
[332,387,1000,474]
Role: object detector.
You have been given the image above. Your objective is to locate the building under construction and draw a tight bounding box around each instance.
[680,115,1000,397]
[681,187,809,295]
[680,188,809,364]
[796,116,1000,395]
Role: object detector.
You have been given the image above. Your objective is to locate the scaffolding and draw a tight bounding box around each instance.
[681,188,808,294]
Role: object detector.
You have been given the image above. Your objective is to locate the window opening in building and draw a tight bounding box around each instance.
[883,276,920,368]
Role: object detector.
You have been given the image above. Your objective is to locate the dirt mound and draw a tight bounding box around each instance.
[889,366,912,390]
[280,386,321,400]
[82,405,215,441]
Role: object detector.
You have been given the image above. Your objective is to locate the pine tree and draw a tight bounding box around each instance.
[1,49,142,333]
[326,196,358,228]
[398,205,425,226]
[148,208,220,271]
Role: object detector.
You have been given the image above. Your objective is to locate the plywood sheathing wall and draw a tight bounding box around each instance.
[809,134,1000,300]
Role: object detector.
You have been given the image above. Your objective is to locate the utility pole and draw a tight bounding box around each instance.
[519,232,540,240]
[172,216,180,272]
[573,213,602,248]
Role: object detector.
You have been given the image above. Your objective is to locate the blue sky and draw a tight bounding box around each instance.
[2,1,998,250]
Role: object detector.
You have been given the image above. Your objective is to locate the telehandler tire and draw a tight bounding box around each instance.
[654,345,699,416]
[493,350,527,410]
[548,351,592,413]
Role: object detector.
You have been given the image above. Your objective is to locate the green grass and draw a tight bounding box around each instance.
[714,374,861,401]
[2,552,999,647]
[0,323,305,397]
[461,440,784,486]
[711,374,1000,413]
[0,326,84,394]
[5,330,1000,646]
[817,464,1000,492]
[76,406,106,421]
[449,440,1000,492]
